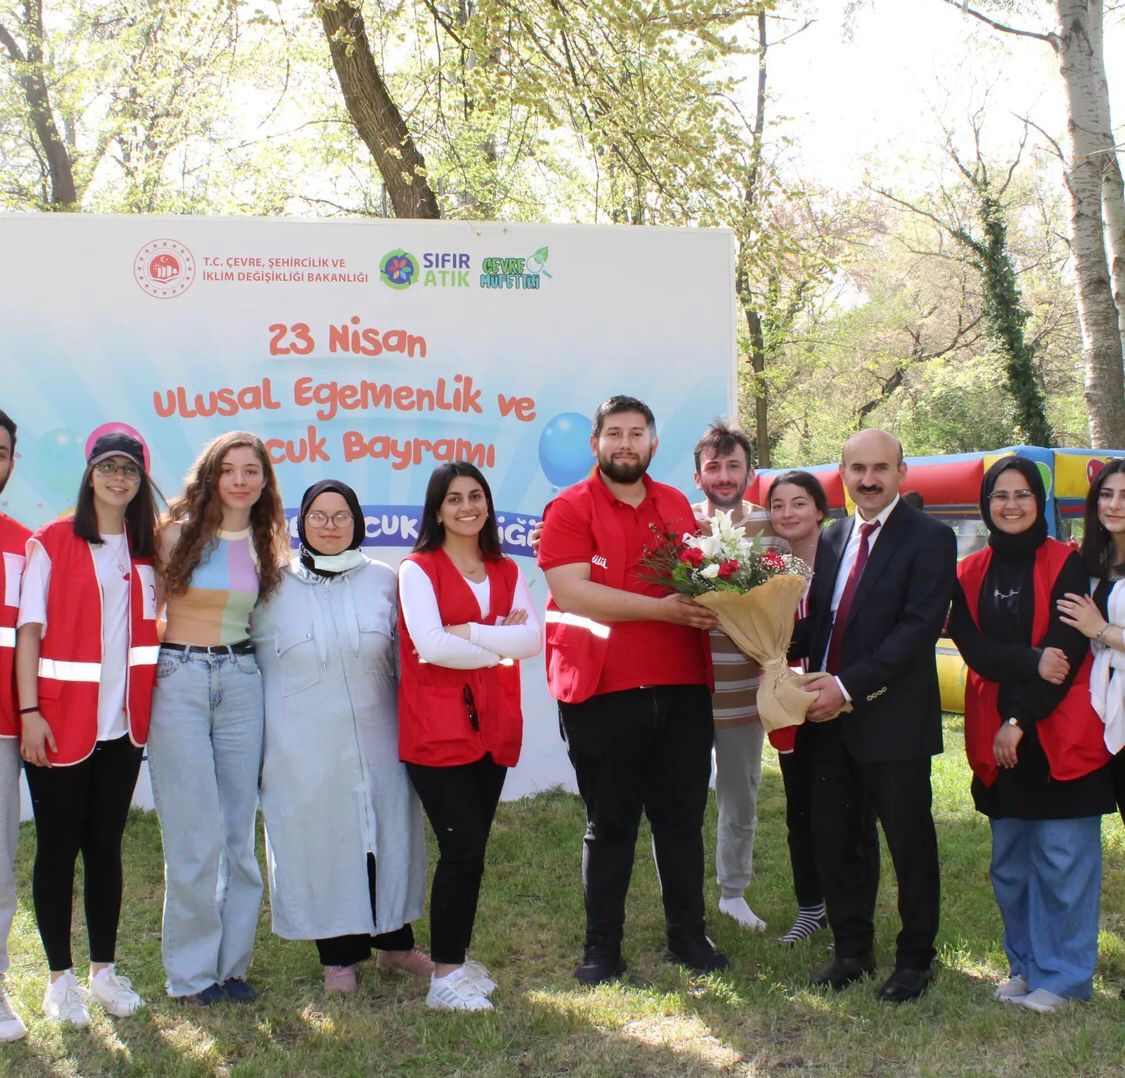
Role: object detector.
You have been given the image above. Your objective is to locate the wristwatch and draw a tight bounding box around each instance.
[1007,717,1019,727]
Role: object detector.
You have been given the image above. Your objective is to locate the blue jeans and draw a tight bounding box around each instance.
[989,815,1102,1000]
[148,647,264,997]
[0,738,19,974]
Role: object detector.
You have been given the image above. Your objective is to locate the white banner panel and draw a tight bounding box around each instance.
[2,214,736,809]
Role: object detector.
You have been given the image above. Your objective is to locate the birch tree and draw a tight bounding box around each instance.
[942,0,1125,446]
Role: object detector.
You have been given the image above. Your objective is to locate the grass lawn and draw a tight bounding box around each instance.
[3,714,1125,1076]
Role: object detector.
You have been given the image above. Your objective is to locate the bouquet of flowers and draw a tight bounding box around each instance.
[646,510,821,733]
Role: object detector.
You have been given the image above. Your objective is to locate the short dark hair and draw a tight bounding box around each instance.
[592,396,656,437]
[901,491,925,510]
[73,458,161,558]
[1081,457,1125,578]
[413,461,502,557]
[0,408,15,455]
[693,419,753,473]
[766,470,829,518]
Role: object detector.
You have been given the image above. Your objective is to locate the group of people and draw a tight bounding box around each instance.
[535,398,1125,1014]
[1,393,1123,1043]
[0,410,540,1040]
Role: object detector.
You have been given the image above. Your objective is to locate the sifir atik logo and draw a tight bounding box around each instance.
[379,249,472,290]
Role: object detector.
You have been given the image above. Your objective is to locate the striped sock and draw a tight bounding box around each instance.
[778,903,828,945]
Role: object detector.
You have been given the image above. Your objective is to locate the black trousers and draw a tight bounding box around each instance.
[805,720,940,970]
[779,731,823,908]
[1112,749,1125,827]
[314,852,415,967]
[406,754,507,966]
[559,684,713,951]
[23,734,143,972]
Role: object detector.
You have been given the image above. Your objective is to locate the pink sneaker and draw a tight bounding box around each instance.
[376,947,436,978]
[323,965,358,994]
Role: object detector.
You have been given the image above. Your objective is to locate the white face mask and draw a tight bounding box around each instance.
[309,549,367,572]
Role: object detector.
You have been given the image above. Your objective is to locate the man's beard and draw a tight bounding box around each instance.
[702,484,746,510]
[598,450,650,484]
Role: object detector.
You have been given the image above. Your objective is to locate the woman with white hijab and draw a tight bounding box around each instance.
[252,479,429,994]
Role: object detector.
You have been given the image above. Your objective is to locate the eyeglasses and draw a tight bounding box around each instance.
[306,510,354,527]
[94,460,142,482]
[463,685,480,732]
[988,489,1035,504]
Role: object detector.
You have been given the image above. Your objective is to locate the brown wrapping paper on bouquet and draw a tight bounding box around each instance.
[694,575,828,734]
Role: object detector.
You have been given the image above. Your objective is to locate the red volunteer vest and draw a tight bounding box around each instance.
[0,513,32,738]
[397,549,523,767]
[958,538,1110,787]
[542,475,712,704]
[34,520,159,765]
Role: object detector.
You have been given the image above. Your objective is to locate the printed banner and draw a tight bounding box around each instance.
[2,214,737,799]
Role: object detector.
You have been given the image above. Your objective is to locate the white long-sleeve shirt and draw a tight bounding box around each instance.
[398,559,542,670]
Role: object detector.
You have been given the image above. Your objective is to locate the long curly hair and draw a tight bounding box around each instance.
[161,431,288,600]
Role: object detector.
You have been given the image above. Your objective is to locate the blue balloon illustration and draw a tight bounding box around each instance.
[538,413,592,488]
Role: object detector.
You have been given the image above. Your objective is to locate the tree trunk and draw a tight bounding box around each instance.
[1054,0,1125,445]
[318,0,440,219]
[0,0,77,208]
[1104,152,1125,353]
[740,10,770,468]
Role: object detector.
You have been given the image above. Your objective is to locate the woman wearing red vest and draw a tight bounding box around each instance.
[949,456,1112,1015]
[398,462,540,1011]
[14,431,160,1026]
[766,470,830,946]
[1058,458,1125,821]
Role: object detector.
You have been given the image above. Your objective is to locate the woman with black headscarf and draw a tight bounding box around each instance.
[251,480,430,994]
[949,456,1112,1014]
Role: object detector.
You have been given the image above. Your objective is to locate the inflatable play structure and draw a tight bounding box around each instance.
[749,445,1125,713]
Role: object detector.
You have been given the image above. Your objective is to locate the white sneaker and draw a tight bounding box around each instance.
[462,957,498,996]
[994,973,1029,1001]
[426,968,493,1011]
[0,979,27,1042]
[89,965,145,1017]
[1015,987,1069,1014]
[42,970,91,1026]
[718,896,767,932]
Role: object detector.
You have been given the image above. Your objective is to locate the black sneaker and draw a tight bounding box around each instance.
[178,982,224,1006]
[221,977,258,1003]
[664,935,730,973]
[574,946,627,985]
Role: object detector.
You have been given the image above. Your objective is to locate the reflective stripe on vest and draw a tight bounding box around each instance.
[543,609,611,639]
[39,657,101,682]
[128,645,160,666]
[0,626,13,648]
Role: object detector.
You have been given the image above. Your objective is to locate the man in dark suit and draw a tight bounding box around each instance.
[796,429,956,1003]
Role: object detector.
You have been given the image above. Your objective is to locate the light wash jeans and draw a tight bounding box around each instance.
[990,815,1103,1000]
[714,720,765,899]
[0,737,20,974]
[148,647,264,997]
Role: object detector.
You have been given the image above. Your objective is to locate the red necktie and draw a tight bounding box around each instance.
[825,520,880,675]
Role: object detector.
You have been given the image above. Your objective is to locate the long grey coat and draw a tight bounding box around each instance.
[252,557,426,940]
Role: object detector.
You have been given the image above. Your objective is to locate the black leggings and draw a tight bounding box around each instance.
[315,853,415,967]
[406,755,507,966]
[23,735,142,971]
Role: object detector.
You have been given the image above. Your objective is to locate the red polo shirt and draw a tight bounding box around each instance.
[538,473,710,695]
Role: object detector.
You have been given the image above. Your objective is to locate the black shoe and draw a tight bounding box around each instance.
[810,953,876,991]
[178,982,224,1006]
[221,977,258,1002]
[664,935,730,974]
[876,966,933,1003]
[574,946,626,985]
